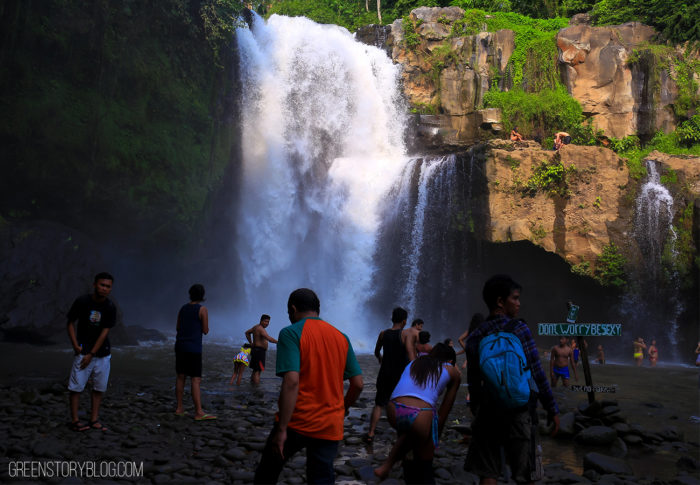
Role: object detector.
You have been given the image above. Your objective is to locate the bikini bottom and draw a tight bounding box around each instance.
[392,400,439,448]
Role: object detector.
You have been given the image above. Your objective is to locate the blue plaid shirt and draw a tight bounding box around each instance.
[466,314,559,416]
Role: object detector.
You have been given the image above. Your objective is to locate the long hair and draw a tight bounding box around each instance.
[410,343,456,388]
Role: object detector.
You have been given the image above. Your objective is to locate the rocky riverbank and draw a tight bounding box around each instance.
[0,342,698,484]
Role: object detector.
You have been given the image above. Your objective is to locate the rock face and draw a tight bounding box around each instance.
[557,22,678,138]
[481,140,633,267]
[356,8,693,146]
[386,7,514,148]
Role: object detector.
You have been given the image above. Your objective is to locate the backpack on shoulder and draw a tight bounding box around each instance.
[478,319,535,408]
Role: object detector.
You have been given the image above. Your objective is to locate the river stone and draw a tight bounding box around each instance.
[672,476,700,485]
[583,452,633,475]
[231,470,255,481]
[223,447,247,461]
[558,412,576,437]
[677,455,699,471]
[608,437,628,458]
[578,400,603,417]
[612,422,630,434]
[660,426,682,441]
[576,426,617,446]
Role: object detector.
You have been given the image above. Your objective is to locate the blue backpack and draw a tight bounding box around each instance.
[478,319,533,408]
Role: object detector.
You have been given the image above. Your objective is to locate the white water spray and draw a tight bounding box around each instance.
[634,159,682,349]
[234,14,408,346]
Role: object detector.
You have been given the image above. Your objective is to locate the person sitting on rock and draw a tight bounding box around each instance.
[510,127,524,142]
[554,131,571,150]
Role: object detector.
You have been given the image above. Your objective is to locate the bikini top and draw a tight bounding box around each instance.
[390,361,452,407]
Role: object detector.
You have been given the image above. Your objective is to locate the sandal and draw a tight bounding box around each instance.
[89,421,108,431]
[70,421,90,432]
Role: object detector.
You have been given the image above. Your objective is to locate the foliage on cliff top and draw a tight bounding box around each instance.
[267,0,380,31]
[595,242,627,288]
[0,0,240,244]
[483,87,583,141]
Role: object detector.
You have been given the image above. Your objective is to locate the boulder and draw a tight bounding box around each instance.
[558,412,577,438]
[576,426,618,446]
[583,452,634,475]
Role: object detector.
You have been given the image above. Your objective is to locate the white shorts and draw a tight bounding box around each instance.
[68,354,111,392]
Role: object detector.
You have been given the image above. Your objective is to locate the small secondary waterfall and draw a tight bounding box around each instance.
[234,13,407,343]
[632,159,682,350]
[371,152,487,330]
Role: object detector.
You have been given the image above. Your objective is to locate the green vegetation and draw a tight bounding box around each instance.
[0,0,243,246]
[529,223,547,242]
[571,260,592,277]
[523,160,577,197]
[483,86,583,140]
[595,242,627,287]
[403,15,424,49]
[666,203,697,289]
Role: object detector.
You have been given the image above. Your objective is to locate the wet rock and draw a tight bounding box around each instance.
[608,437,628,458]
[578,400,602,417]
[672,475,700,485]
[621,434,642,445]
[576,426,617,446]
[611,422,630,434]
[583,452,633,476]
[677,455,699,471]
[558,412,576,437]
[660,426,682,441]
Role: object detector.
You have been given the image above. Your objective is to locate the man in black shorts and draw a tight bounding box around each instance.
[245,314,278,385]
[364,307,413,444]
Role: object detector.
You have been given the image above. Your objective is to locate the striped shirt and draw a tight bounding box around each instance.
[466,315,558,416]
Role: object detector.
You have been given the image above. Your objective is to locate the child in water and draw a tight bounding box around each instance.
[230,343,252,386]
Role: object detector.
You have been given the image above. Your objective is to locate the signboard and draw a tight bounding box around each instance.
[538,323,622,337]
[570,385,617,393]
[566,304,580,323]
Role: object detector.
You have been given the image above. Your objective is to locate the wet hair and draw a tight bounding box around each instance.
[418,331,431,344]
[443,338,453,346]
[410,343,456,388]
[260,314,271,322]
[94,272,114,283]
[483,274,522,311]
[411,318,424,327]
[243,343,251,348]
[468,313,484,333]
[288,288,320,314]
[563,135,572,144]
[189,284,205,301]
[391,307,408,323]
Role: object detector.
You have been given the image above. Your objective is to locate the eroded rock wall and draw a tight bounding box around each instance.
[557,22,678,138]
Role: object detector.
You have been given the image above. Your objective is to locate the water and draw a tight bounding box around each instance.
[627,158,683,354]
[234,13,408,346]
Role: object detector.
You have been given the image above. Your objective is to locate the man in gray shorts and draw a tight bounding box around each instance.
[66,272,117,431]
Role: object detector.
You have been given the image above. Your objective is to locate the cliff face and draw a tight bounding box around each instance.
[361,7,691,146]
[557,21,678,138]
[478,140,699,278]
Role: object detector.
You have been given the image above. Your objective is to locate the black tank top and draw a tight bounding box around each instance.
[380,328,409,375]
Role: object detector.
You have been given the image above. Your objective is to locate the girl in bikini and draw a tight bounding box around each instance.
[373,343,461,483]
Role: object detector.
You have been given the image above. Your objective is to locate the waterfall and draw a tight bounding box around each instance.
[234,14,407,344]
[400,155,457,316]
[632,158,682,351]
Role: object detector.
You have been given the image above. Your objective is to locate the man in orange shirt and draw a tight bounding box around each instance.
[254,288,363,484]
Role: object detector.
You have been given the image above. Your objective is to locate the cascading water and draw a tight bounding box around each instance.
[631,158,682,352]
[234,13,407,344]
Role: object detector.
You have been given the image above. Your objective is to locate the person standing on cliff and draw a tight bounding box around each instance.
[364,307,414,444]
[174,284,216,420]
[66,272,117,432]
[464,274,559,485]
[245,314,278,385]
[253,288,363,484]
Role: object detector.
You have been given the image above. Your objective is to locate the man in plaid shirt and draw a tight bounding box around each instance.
[464,275,560,485]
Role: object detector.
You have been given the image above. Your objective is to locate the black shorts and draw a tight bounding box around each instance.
[175,351,202,377]
[375,369,402,406]
[250,346,266,372]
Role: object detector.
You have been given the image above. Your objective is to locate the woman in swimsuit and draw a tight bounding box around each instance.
[648,339,658,367]
[373,343,461,483]
[416,331,432,357]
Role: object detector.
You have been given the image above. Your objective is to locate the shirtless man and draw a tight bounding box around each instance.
[550,337,578,387]
[404,318,422,361]
[633,337,647,367]
[554,131,571,150]
[245,314,278,385]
